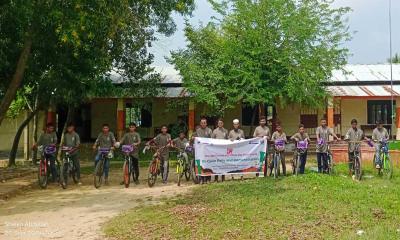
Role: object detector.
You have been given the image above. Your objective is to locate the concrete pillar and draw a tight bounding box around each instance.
[117,98,125,139]
[327,97,334,128]
[46,106,56,125]
[396,97,400,140]
[188,100,195,138]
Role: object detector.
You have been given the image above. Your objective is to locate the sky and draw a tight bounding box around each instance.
[150,0,400,74]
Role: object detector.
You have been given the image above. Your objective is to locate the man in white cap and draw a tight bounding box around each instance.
[229,119,245,180]
[229,119,245,140]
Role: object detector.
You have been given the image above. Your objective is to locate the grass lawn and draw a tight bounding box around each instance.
[103,162,400,240]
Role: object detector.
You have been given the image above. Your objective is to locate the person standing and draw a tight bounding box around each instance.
[229,119,245,180]
[271,124,287,176]
[34,123,58,183]
[154,125,172,184]
[192,118,213,183]
[253,116,271,177]
[290,124,310,174]
[62,123,81,185]
[316,118,340,173]
[92,124,116,185]
[120,122,141,184]
[372,121,389,169]
[344,119,369,177]
[211,118,228,182]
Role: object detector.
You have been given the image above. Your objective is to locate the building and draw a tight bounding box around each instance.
[1,64,400,159]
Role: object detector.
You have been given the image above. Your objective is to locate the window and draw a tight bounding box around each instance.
[367,100,395,124]
[242,105,274,125]
[125,103,152,128]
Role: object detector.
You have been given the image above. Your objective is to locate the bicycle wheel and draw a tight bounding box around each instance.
[123,159,130,188]
[71,160,78,184]
[354,156,362,181]
[61,162,69,189]
[38,159,48,189]
[295,155,300,176]
[147,160,158,187]
[382,154,393,179]
[377,153,384,176]
[184,160,191,181]
[191,159,200,184]
[94,159,104,189]
[273,154,278,179]
[327,154,334,175]
[177,161,183,186]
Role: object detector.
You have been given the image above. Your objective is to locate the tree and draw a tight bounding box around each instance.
[0,0,195,125]
[170,0,351,115]
[389,53,400,64]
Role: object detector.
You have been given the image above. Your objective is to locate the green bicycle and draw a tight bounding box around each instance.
[374,139,393,179]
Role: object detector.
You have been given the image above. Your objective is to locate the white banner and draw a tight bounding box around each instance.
[193,137,267,176]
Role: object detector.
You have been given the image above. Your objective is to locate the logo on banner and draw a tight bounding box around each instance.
[227,148,233,155]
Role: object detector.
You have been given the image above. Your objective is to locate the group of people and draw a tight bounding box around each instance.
[33,114,390,186]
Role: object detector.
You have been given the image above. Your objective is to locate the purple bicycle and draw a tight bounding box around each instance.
[38,145,58,189]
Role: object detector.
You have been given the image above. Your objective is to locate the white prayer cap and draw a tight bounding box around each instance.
[233,119,240,124]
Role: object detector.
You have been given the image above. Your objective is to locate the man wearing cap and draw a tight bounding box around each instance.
[212,118,228,182]
[229,119,245,140]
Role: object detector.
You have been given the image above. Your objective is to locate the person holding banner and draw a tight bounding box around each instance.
[229,119,246,180]
[271,124,288,176]
[212,118,228,182]
[253,116,271,177]
[192,117,213,184]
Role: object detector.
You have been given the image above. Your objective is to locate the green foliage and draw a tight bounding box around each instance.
[170,0,351,114]
[389,53,400,64]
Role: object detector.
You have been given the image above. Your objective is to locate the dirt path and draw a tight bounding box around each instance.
[0,168,194,240]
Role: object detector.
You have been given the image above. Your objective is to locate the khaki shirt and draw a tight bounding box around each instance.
[372,128,389,142]
[212,127,228,139]
[173,137,188,151]
[316,126,334,153]
[95,132,116,148]
[345,128,364,152]
[193,127,212,138]
[63,132,80,148]
[253,126,271,139]
[38,132,58,146]
[229,129,245,140]
[121,132,141,157]
[291,132,310,142]
[155,133,171,156]
[271,131,287,142]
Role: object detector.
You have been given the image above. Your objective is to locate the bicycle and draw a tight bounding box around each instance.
[374,139,393,179]
[175,145,193,186]
[145,145,169,187]
[60,146,78,189]
[121,145,136,188]
[292,140,308,176]
[272,140,285,179]
[317,139,335,174]
[38,145,59,189]
[94,147,112,189]
[346,141,364,181]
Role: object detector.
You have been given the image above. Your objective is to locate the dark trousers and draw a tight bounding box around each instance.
[298,151,308,174]
[160,154,169,182]
[46,153,58,182]
[95,153,110,178]
[317,152,328,173]
[131,156,139,181]
[70,153,81,180]
[348,152,359,172]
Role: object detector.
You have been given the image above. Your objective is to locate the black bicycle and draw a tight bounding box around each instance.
[272,140,285,179]
[122,145,136,188]
[347,141,363,181]
[94,147,111,189]
[60,146,78,189]
[38,145,59,189]
[292,140,308,176]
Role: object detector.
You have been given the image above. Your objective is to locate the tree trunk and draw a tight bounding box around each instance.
[8,109,39,167]
[31,91,40,164]
[0,36,33,126]
[57,106,74,161]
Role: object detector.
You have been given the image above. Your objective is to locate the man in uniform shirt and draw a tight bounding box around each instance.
[211,118,228,182]
[154,125,172,184]
[120,122,141,184]
[290,124,311,174]
[173,131,189,171]
[62,123,81,184]
[372,121,389,169]
[92,124,116,185]
[271,124,287,176]
[344,119,369,177]
[35,123,58,182]
[316,118,340,173]
[192,118,213,183]
[229,119,245,140]
[253,116,271,177]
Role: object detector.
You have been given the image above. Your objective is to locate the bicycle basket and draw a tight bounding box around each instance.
[99,147,111,154]
[44,145,56,155]
[275,140,285,151]
[122,145,134,153]
[297,141,308,150]
[185,146,194,154]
